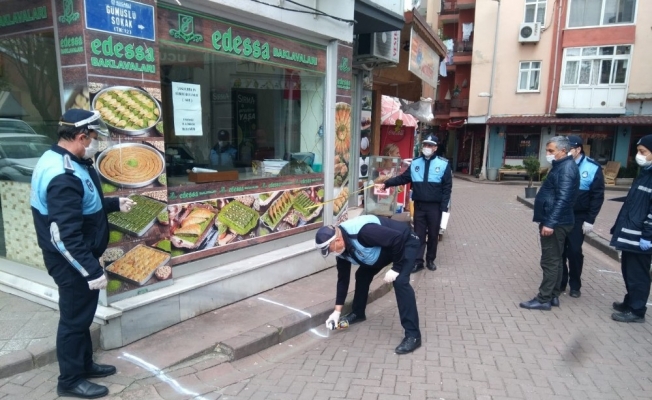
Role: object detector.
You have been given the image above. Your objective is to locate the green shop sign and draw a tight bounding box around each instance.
[89,36,157,74]
[60,35,83,55]
[0,6,47,28]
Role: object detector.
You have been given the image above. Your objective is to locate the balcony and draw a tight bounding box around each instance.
[450,97,469,117]
[435,101,451,117]
[441,0,476,13]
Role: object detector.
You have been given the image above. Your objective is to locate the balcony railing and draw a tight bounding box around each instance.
[441,0,476,12]
[450,98,469,109]
[455,40,473,53]
[434,101,451,114]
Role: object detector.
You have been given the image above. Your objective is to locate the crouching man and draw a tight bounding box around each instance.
[315,215,422,354]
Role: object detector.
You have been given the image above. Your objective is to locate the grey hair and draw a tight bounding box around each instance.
[546,136,570,152]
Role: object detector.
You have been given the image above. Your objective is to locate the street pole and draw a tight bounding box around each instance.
[479,0,500,180]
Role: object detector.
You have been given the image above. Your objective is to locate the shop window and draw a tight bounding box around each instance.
[524,0,547,24]
[518,61,541,92]
[504,127,541,159]
[568,0,636,28]
[160,48,325,187]
[557,125,615,164]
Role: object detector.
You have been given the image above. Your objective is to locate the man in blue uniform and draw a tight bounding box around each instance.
[315,215,422,354]
[31,109,134,399]
[382,134,452,273]
[560,135,605,298]
[610,135,652,323]
[521,136,579,311]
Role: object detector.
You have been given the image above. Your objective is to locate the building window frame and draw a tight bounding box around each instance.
[566,0,637,29]
[517,61,542,93]
[561,45,632,88]
[524,0,547,24]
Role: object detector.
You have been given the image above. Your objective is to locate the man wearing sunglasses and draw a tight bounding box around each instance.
[30,109,134,399]
[315,215,422,354]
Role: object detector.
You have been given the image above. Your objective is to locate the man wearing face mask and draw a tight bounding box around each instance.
[30,109,134,399]
[209,129,237,169]
[382,134,452,273]
[521,136,579,311]
[560,136,605,299]
[609,135,652,323]
[314,215,422,354]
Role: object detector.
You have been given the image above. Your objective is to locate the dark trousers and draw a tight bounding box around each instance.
[351,235,421,338]
[414,201,442,265]
[620,251,652,317]
[537,224,572,303]
[46,256,99,389]
[561,219,585,291]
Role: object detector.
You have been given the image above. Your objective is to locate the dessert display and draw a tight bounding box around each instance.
[106,244,170,286]
[154,265,172,280]
[107,195,166,237]
[93,87,161,135]
[292,191,321,220]
[260,191,294,230]
[217,201,259,236]
[98,143,165,188]
[333,187,349,216]
[170,207,217,249]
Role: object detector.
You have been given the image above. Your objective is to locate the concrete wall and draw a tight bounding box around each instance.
[628,0,652,97]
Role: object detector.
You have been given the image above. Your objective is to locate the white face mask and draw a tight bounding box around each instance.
[546,154,556,164]
[636,154,652,167]
[422,148,434,157]
[83,139,99,159]
[218,141,226,147]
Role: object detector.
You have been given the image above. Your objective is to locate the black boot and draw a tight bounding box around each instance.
[57,380,109,399]
[395,337,421,354]
[426,261,437,271]
[411,263,424,273]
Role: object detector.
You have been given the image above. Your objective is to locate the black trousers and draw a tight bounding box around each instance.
[414,201,442,265]
[561,219,585,291]
[45,255,99,389]
[351,235,421,338]
[537,224,572,303]
[620,251,652,317]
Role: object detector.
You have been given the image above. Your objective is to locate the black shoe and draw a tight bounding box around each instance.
[519,298,552,311]
[340,312,366,325]
[426,261,437,271]
[85,363,117,378]
[569,290,581,298]
[611,311,645,323]
[411,263,424,274]
[57,380,109,399]
[395,337,421,354]
[559,285,567,292]
[613,301,630,313]
[551,297,560,307]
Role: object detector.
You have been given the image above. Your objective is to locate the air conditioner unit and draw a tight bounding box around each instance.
[354,31,401,66]
[518,22,541,43]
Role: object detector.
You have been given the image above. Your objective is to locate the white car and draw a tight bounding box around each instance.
[0,134,53,182]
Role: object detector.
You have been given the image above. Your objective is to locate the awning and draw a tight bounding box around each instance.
[354,0,405,35]
[487,116,652,126]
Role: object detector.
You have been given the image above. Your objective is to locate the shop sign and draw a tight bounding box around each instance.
[172,82,202,136]
[0,6,47,28]
[85,0,155,41]
[60,35,84,55]
[408,28,439,88]
[89,35,157,73]
[336,57,352,90]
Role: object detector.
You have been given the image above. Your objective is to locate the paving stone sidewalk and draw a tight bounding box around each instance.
[2,181,652,399]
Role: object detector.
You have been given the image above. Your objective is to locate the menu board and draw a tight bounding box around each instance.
[232,91,257,146]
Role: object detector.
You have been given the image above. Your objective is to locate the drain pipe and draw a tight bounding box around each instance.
[480,0,501,180]
[548,0,563,115]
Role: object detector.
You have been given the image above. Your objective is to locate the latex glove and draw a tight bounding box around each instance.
[640,239,651,251]
[119,197,136,213]
[384,269,399,283]
[325,310,341,330]
[88,274,107,290]
[582,222,593,234]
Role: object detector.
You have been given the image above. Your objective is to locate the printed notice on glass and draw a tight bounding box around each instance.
[172,82,202,136]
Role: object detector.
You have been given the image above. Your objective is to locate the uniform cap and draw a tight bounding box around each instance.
[315,225,337,257]
[637,135,652,152]
[59,109,100,129]
[218,130,229,141]
[422,134,438,145]
[567,135,583,148]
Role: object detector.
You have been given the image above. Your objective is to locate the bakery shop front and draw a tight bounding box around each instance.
[0,0,354,348]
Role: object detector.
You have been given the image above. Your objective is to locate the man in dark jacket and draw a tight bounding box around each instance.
[560,135,605,298]
[382,134,452,273]
[315,215,422,354]
[609,135,652,323]
[31,109,134,399]
[520,136,579,311]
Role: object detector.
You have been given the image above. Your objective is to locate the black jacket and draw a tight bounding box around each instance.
[533,155,579,228]
[573,154,605,224]
[610,167,652,253]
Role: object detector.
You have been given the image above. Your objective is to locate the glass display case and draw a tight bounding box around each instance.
[364,156,401,217]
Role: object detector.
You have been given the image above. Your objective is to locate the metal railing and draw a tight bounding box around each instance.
[450,98,469,109]
[434,101,451,114]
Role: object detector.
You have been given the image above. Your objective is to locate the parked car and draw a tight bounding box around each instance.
[0,134,53,182]
[0,118,38,135]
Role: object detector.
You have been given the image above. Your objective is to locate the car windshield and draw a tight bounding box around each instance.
[0,120,37,134]
[0,136,52,159]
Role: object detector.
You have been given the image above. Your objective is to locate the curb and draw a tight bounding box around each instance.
[515,195,619,261]
[0,324,100,379]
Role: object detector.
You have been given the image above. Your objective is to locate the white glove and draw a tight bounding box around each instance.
[88,274,107,290]
[384,269,399,283]
[119,197,136,213]
[582,222,593,235]
[325,310,341,330]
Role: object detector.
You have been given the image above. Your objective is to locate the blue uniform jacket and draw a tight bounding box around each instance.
[533,155,579,228]
[384,156,452,211]
[573,154,605,224]
[30,145,120,280]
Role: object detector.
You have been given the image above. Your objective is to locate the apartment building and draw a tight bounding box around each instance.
[435,0,652,178]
